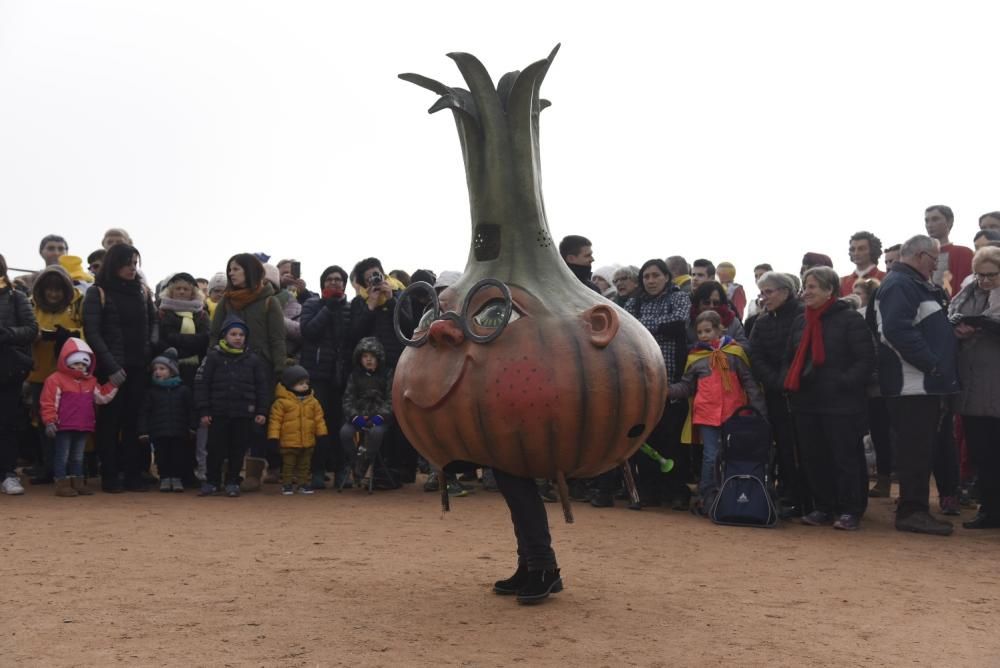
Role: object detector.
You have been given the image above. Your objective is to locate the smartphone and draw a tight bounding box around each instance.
[291,261,301,279]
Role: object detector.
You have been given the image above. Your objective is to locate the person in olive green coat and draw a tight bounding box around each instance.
[210,253,287,490]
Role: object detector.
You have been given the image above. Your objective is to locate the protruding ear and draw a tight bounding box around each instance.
[582,304,619,348]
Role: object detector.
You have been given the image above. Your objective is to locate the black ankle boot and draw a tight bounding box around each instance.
[493,562,529,595]
[515,568,563,604]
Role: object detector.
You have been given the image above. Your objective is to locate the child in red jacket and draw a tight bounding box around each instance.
[40,338,119,497]
[668,311,765,514]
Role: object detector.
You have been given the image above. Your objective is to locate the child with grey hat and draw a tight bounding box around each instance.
[138,347,196,492]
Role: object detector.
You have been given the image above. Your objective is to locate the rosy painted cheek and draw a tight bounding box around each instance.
[486,357,559,427]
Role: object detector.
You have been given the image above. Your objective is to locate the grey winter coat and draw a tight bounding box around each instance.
[950,282,1000,418]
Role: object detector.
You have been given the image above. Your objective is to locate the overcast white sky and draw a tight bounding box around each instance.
[2,1,998,292]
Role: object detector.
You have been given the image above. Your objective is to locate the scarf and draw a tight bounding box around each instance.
[949,280,1000,320]
[784,296,836,392]
[153,375,182,388]
[356,275,406,307]
[219,340,245,355]
[680,336,749,444]
[690,303,736,327]
[223,284,265,312]
[159,296,204,313]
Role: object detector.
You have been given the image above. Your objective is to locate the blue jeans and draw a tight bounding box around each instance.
[699,425,721,499]
[54,430,88,479]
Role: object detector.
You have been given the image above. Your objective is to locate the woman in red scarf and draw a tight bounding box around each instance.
[784,267,875,531]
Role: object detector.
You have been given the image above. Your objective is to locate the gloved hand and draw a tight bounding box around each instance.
[267,438,280,451]
[370,414,385,427]
[351,415,367,429]
[44,423,58,439]
[109,368,128,387]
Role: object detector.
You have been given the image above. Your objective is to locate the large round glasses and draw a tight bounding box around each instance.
[394,278,514,347]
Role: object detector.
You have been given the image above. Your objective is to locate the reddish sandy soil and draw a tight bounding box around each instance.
[2,476,998,667]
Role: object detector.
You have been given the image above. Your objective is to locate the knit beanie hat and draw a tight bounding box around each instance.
[281,365,309,389]
[151,347,180,377]
[208,272,227,293]
[65,350,92,369]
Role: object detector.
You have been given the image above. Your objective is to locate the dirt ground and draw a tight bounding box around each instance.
[2,476,998,667]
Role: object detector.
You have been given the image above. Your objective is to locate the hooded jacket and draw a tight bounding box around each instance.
[342,337,393,419]
[194,316,271,418]
[29,266,84,384]
[39,338,118,432]
[349,275,412,371]
[267,383,328,448]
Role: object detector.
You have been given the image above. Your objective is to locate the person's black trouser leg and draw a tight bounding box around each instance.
[0,381,23,477]
[962,415,1000,516]
[310,380,344,479]
[867,397,893,478]
[932,408,959,499]
[493,469,557,572]
[796,412,867,516]
[226,418,250,486]
[766,392,801,504]
[887,395,942,518]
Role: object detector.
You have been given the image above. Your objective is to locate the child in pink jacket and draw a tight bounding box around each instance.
[40,338,118,496]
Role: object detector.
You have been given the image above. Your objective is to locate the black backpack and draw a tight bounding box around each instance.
[710,406,778,528]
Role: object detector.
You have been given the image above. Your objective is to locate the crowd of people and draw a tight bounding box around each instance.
[2,206,999,537]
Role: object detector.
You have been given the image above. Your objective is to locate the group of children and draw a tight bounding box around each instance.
[37,315,394,498]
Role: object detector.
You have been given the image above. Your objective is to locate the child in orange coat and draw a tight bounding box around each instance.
[668,311,765,514]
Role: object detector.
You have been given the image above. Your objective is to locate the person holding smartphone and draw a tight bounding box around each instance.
[277,259,313,305]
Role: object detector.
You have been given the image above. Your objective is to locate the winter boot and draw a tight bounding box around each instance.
[55,478,78,497]
[515,568,563,604]
[71,477,94,496]
[493,562,530,595]
[240,457,266,492]
[868,475,891,498]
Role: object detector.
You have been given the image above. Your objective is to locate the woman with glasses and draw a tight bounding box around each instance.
[949,246,1000,529]
[749,271,807,517]
[687,280,750,351]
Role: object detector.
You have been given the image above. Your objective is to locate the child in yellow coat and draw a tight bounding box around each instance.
[268,365,328,495]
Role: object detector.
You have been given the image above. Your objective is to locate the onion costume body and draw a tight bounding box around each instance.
[394,46,667,489]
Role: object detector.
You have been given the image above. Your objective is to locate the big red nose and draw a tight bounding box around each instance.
[428,318,465,347]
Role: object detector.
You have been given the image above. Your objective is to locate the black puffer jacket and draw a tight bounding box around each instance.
[749,297,804,393]
[300,295,351,385]
[784,299,875,415]
[138,382,194,439]
[82,280,156,378]
[194,344,271,418]
[349,295,412,371]
[342,337,393,418]
[156,309,210,362]
[0,284,39,380]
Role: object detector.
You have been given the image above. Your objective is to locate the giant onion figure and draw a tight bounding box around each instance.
[394,46,668,603]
